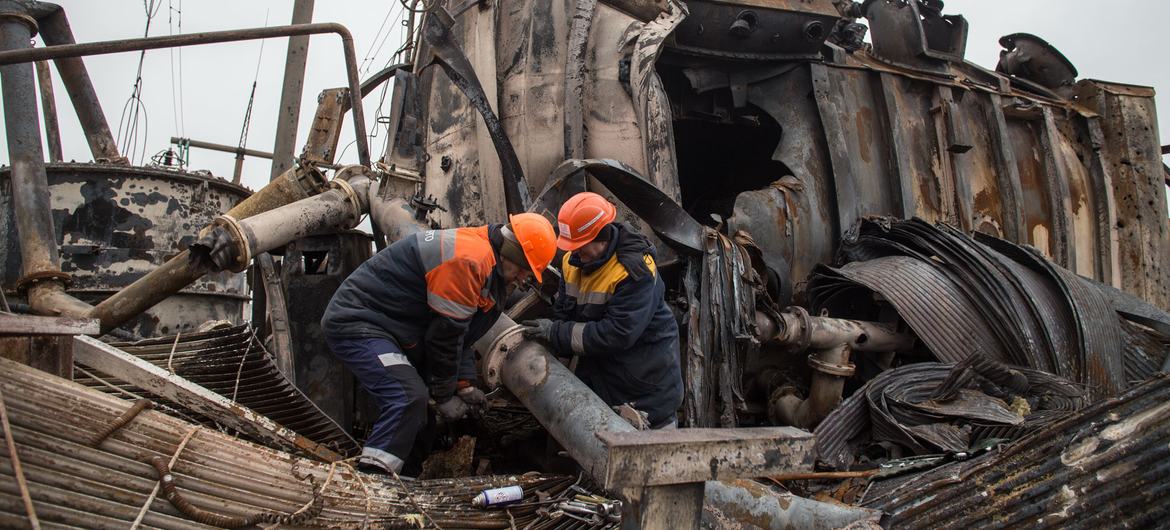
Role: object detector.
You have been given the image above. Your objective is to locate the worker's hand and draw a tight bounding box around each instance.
[457,385,488,406]
[521,319,554,341]
[435,396,470,421]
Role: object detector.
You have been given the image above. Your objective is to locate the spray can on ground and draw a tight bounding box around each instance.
[471,485,524,508]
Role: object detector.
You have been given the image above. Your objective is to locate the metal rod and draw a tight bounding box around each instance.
[0,21,371,167]
[34,60,62,162]
[35,5,123,162]
[173,136,340,170]
[270,0,315,180]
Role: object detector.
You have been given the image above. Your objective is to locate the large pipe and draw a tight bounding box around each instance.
[474,314,635,483]
[192,169,372,273]
[34,3,123,162]
[0,5,90,318]
[0,21,372,167]
[270,0,315,180]
[88,165,328,335]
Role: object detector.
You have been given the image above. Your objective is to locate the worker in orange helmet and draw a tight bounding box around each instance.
[522,192,683,429]
[322,213,556,475]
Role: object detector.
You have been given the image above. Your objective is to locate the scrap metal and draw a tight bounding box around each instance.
[76,324,359,457]
[864,373,1170,529]
[0,356,615,529]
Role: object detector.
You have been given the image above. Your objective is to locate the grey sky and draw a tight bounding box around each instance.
[4,0,1169,196]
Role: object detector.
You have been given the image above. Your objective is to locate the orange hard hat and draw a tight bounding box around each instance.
[556,192,616,251]
[507,212,557,282]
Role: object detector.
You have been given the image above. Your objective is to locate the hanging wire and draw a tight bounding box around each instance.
[237,10,269,154]
[359,3,397,75]
[167,0,186,138]
[117,0,163,165]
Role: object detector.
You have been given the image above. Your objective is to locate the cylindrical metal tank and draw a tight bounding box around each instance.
[0,162,251,337]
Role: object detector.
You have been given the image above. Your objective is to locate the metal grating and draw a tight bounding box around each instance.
[74,324,359,457]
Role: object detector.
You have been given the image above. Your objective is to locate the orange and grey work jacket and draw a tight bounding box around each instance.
[322,225,506,400]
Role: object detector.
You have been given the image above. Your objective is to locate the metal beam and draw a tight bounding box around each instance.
[71,335,343,462]
[270,0,315,180]
[596,427,816,488]
[34,60,62,162]
[0,21,371,167]
[0,314,98,335]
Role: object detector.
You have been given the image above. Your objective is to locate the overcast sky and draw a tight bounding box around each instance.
[3,0,1168,195]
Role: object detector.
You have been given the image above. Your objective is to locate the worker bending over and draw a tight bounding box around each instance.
[322,214,556,474]
[523,192,683,429]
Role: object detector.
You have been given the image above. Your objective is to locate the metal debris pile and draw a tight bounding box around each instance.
[802,217,1168,469]
[862,373,1170,528]
[0,355,621,529]
[74,324,359,457]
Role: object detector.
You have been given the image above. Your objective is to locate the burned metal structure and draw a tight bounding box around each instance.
[1,0,1169,528]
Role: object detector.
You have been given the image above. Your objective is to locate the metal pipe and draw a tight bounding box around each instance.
[769,344,852,429]
[760,307,915,429]
[88,165,328,335]
[0,6,91,319]
[758,307,916,353]
[474,314,635,484]
[270,0,315,180]
[192,171,371,273]
[35,4,123,162]
[34,60,61,162]
[0,21,371,167]
[172,136,340,170]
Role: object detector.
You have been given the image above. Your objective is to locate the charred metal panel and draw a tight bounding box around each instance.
[582,4,649,174]
[497,0,571,197]
[0,163,249,337]
[282,231,371,436]
[740,67,836,283]
[810,64,899,232]
[1075,80,1170,309]
[669,0,839,62]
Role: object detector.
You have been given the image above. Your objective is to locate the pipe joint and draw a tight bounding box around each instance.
[14,270,72,293]
[0,11,38,35]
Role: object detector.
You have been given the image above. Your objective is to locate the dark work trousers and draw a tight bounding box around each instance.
[324,335,428,473]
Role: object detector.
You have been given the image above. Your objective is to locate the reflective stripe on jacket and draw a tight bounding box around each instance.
[321,225,504,400]
[548,223,682,426]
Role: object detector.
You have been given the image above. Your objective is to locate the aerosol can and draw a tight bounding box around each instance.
[471,485,524,508]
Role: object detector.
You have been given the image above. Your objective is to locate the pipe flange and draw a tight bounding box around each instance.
[0,11,39,35]
[328,178,362,226]
[480,323,527,389]
[782,305,813,350]
[807,355,856,378]
[15,270,72,293]
[212,214,252,273]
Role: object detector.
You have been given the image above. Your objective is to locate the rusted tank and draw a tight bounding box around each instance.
[0,162,251,337]
[384,0,1169,310]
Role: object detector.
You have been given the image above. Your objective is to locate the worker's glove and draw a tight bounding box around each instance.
[435,396,470,421]
[521,319,554,341]
[457,385,487,406]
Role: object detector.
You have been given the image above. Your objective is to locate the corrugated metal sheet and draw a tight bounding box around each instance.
[813,218,1130,400]
[864,373,1170,529]
[74,324,360,457]
[0,356,612,529]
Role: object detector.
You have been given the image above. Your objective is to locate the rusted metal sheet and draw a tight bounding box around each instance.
[865,373,1170,529]
[0,163,250,338]
[0,356,609,529]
